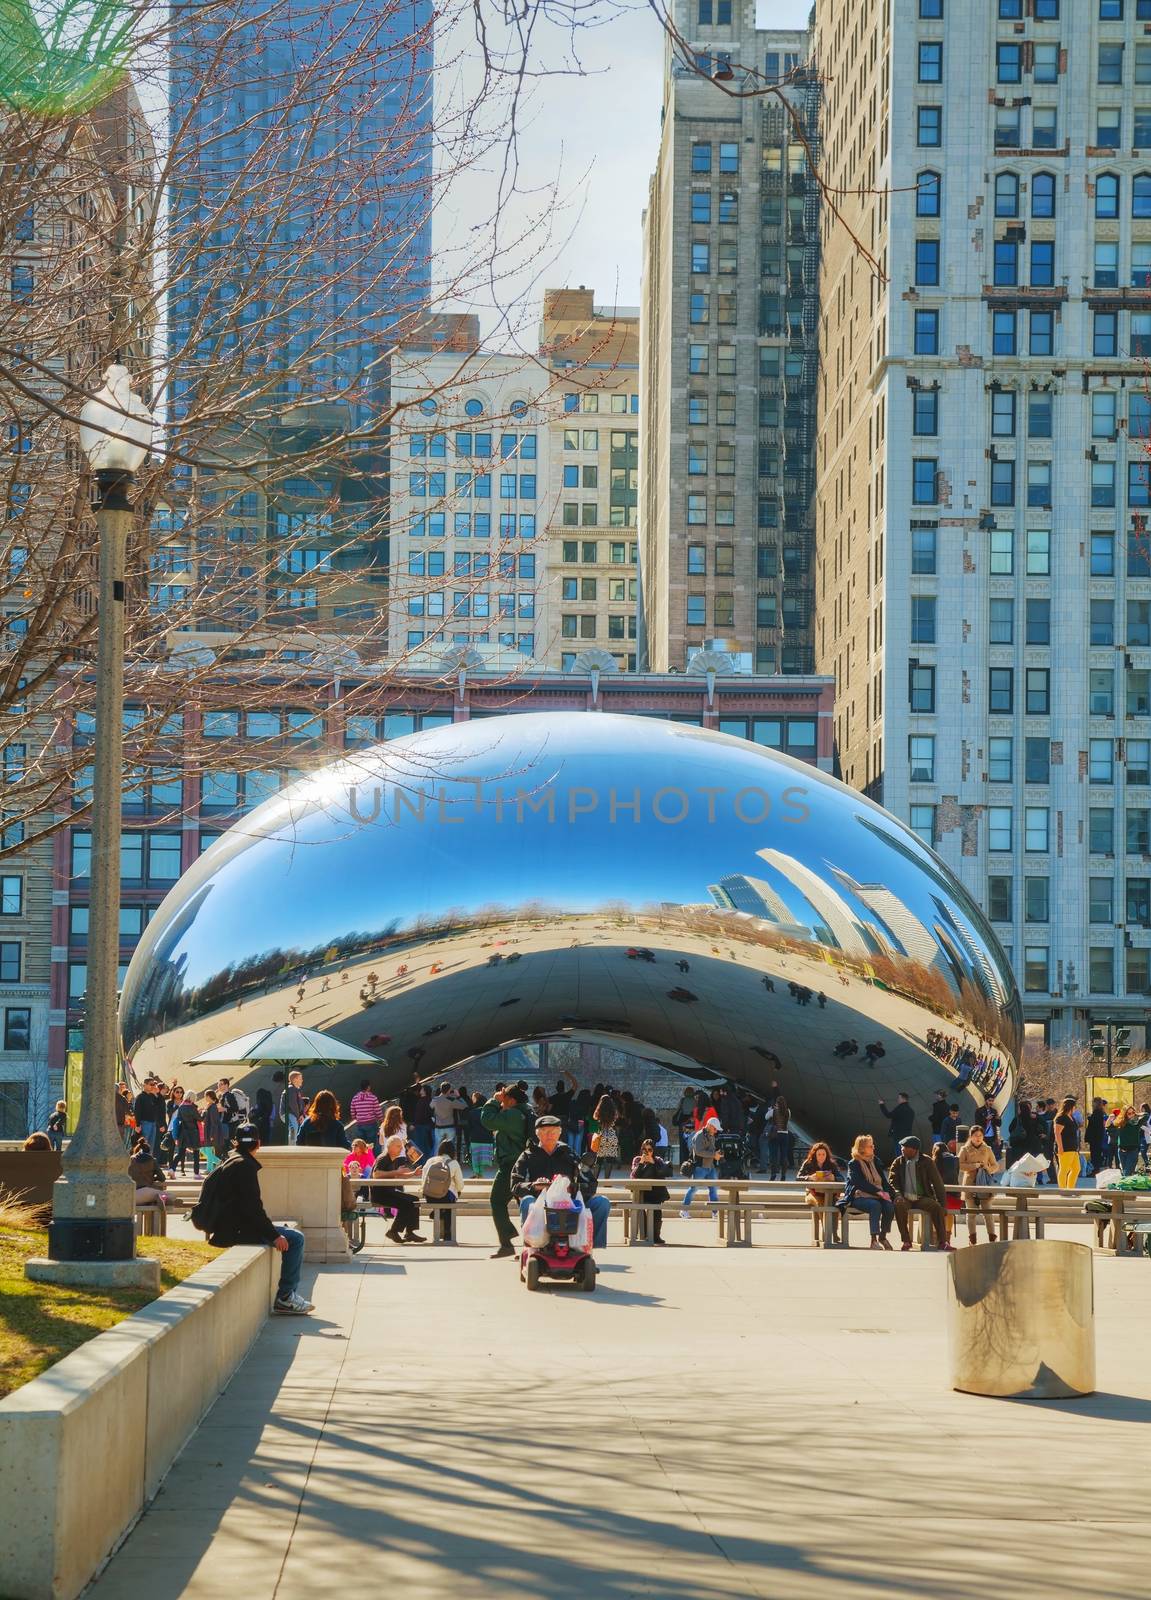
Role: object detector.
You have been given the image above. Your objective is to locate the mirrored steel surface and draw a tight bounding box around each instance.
[120,712,1021,1152]
[949,1240,1095,1398]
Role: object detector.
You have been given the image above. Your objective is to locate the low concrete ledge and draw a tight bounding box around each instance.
[0,1243,277,1600]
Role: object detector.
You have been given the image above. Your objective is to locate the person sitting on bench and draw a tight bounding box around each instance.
[371,1135,426,1244]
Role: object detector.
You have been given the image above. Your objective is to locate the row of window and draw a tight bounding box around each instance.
[910,731,1151,786]
[686,440,737,475]
[408,551,536,579]
[410,432,537,460]
[404,630,535,654]
[686,595,737,628]
[690,240,739,275]
[559,614,636,640]
[559,540,638,565]
[406,592,536,620]
[910,662,1151,718]
[686,492,737,526]
[560,577,637,602]
[408,473,537,500]
[561,393,638,415]
[914,387,1151,443]
[690,190,739,226]
[688,291,738,325]
[410,513,536,539]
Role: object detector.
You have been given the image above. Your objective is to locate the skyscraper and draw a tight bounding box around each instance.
[814,0,1151,1044]
[640,14,819,674]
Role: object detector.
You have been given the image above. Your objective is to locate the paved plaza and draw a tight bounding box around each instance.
[89,1220,1150,1599]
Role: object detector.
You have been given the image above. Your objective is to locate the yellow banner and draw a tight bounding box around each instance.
[1086,1075,1136,1109]
[65,1052,84,1131]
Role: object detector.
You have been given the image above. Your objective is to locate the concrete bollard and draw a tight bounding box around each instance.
[255,1146,350,1263]
[948,1239,1095,1399]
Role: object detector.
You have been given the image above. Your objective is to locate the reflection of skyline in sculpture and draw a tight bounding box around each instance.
[118,713,1022,1153]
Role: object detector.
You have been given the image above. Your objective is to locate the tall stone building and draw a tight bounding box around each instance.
[539,289,640,671]
[814,0,1151,1047]
[639,12,819,675]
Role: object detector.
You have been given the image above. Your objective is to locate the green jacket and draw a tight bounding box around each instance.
[480,1097,532,1166]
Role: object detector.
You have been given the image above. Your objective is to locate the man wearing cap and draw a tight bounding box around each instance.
[888,1136,952,1251]
[195,1123,313,1313]
[509,1116,611,1250]
[481,1085,534,1258]
[681,1115,722,1217]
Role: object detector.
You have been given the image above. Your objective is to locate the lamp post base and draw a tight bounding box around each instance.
[24,1256,161,1291]
[47,1215,136,1262]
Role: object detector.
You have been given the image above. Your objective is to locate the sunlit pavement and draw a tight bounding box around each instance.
[91,1218,1151,1599]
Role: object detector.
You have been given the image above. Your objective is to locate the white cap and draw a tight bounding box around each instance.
[705,1116,721,1130]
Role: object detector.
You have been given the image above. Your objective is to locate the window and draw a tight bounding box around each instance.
[691,142,712,172]
[1026,466,1051,511]
[1036,110,1060,148]
[1095,312,1119,358]
[1091,807,1116,853]
[1129,877,1151,927]
[1130,598,1151,646]
[1127,948,1151,996]
[916,171,940,216]
[1029,392,1053,437]
[912,458,938,505]
[1022,946,1049,993]
[1099,43,1124,83]
[1025,597,1051,645]
[718,143,738,173]
[989,735,1014,781]
[913,390,939,435]
[919,41,942,82]
[917,106,942,146]
[1030,241,1055,288]
[909,735,935,782]
[1090,877,1116,926]
[991,460,1015,505]
[1098,107,1122,148]
[691,242,710,274]
[912,527,937,573]
[688,395,708,426]
[1091,599,1115,646]
[1093,461,1117,508]
[1024,877,1050,924]
[689,344,709,375]
[994,173,1019,218]
[1131,460,1151,507]
[1096,173,1120,219]
[991,390,1016,437]
[1092,391,1117,439]
[997,43,1022,83]
[1138,108,1151,150]
[715,543,734,576]
[687,544,706,575]
[1134,313,1151,358]
[688,440,708,475]
[993,241,1018,287]
[915,239,940,285]
[0,942,19,981]
[1091,668,1116,715]
[1090,738,1115,783]
[686,595,706,626]
[999,0,1022,13]
[919,0,942,14]
[989,597,1014,644]
[1024,534,1056,585]
[1092,531,1115,575]
[996,105,1021,148]
[1130,740,1151,784]
[992,310,1016,355]
[691,191,711,225]
[910,805,937,845]
[988,877,1013,922]
[1129,668,1151,715]
[687,494,707,524]
[0,876,21,915]
[909,664,936,712]
[1095,241,1119,289]
[989,528,1014,573]
[1034,43,1059,83]
[910,595,937,644]
[1129,808,1151,854]
[1025,807,1050,852]
[690,292,709,324]
[718,191,738,223]
[714,594,734,628]
[914,310,939,354]
[989,667,1014,712]
[1029,311,1054,356]
[988,806,1013,851]
[1032,172,1056,218]
[1131,393,1151,439]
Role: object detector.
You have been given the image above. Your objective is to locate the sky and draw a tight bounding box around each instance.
[434,0,812,343]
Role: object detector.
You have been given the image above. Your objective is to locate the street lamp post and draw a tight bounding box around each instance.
[27,365,159,1290]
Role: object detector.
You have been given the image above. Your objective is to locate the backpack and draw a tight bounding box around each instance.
[421,1157,453,1201]
[189,1163,230,1235]
[221,1088,249,1124]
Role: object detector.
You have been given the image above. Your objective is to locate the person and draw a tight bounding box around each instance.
[23,1131,52,1151]
[631,1136,672,1244]
[957,1124,1000,1243]
[839,1133,896,1249]
[46,1100,67,1151]
[217,1078,249,1134]
[344,1138,375,1180]
[509,1115,611,1250]
[172,1090,202,1176]
[132,1077,163,1154]
[253,1086,274,1145]
[280,1071,309,1142]
[888,1136,950,1250]
[295,1089,351,1149]
[128,1140,167,1204]
[939,1103,961,1146]
[371,1136,427,1242]
[767,1095,791,1180]
[115,1083,131,1145]
[877,1093,914,1155]
[1008,1099,1043,1161]
[675,1088,696,1166]
[681,1116,721,1216]
[1053,1096,1081,1189]
[797,1141,843,1244]
[429,1080,462,1148]
[381,1102,407,1149]
[201,1087,230,1168]
[590,1094,621,1178]
[423,1138,466,1242]
[481,1085,534,1258]
[409,1084,435,1157]
[932,1137,962,1246]
[349,1080,383,1148]
[466,1091,493,1176]
[1116,1106,1143,1176]
[929,1091,949,1139]
[192,1123,312,1315]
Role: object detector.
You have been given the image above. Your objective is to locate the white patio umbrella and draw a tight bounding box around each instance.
[186,1025,384,1068]
[1115,1061,1151,1081]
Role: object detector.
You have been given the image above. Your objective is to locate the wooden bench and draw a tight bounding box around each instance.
[135,1202,167,1237]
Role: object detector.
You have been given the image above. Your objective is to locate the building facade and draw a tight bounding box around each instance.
[639,11,819,676]
[539,289,641,670]
[815,0,1151,1045]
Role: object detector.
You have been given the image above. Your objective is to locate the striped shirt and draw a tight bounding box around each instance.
[349,1091,382,1124]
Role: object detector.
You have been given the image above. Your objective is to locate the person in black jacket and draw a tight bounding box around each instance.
[878,1093,915,1157]
[197,1124,312,1314]
[294,1090,350,1149]
[630,1137,671,1244]
[510,1116,611,1250]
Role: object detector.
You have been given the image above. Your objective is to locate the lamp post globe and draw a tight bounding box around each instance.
[28,364,159,1290]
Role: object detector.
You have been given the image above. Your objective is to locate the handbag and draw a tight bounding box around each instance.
[974,1166,996,1188]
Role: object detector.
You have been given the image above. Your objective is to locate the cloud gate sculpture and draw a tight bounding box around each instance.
[120,713,1021,1152]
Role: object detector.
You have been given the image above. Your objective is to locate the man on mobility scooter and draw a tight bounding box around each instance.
[510,1115,611,1290]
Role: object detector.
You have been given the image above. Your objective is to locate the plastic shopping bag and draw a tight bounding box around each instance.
[544,1174,573,1209]
[1093,1167,1123,1190]
[522,1191,549,1249]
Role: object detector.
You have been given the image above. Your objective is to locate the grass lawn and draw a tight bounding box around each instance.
[0,1210,218,1399]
